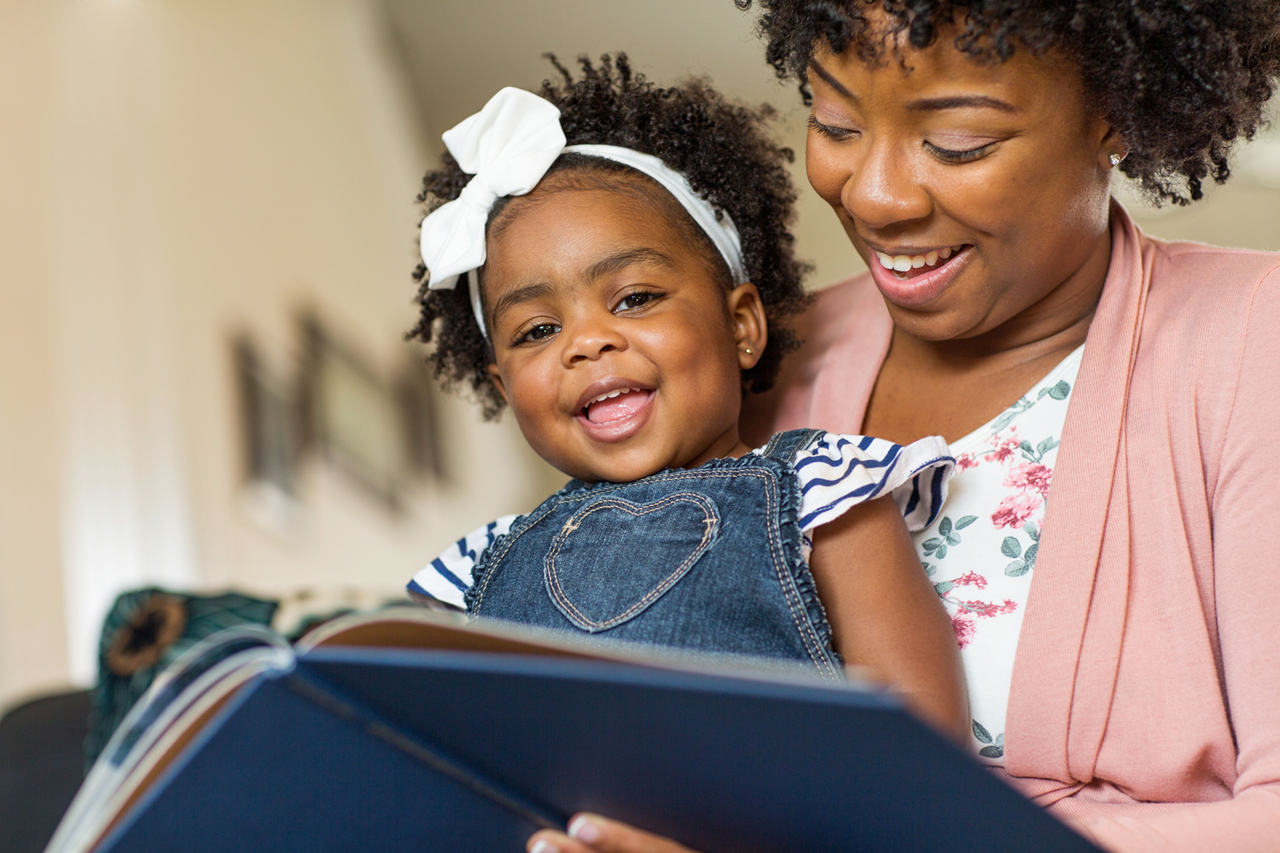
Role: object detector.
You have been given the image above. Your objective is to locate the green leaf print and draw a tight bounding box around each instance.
[1000,537,1022,558]
[921,562,936,577]
[1019,440,1035,455]
[954,515,978,530]
[934,581,955,596]
[972,720,993,744]
[1047,380,1070,400]
[1036,437,1060,456]
[1023,520,1040,541]
[922,537,945,558]
[1005,560,1031,577]
[939,517,952,537]
[979,745,1005,759]
[1024,542,1038,569]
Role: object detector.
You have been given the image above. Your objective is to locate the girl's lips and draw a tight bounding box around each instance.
[575,388,655,443]
[866,244,974,309]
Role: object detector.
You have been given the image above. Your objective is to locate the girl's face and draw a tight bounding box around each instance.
[483,180,766,483]
[806,30,1118,345]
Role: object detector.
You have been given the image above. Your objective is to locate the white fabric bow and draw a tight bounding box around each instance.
[419,88,566,332]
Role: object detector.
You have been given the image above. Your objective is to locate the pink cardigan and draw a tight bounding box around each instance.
[748,205,1280,852]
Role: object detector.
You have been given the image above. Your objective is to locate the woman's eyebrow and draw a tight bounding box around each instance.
[808,60,855,100]
[905,95,1019,113]
[586,247,676,280]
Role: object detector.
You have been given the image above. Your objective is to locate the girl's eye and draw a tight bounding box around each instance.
[616,290,661,312]
[924,140,998,164]
[808,115,859,141]
[515,323,560,344]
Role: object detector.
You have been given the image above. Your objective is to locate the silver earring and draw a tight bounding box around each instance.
[1109,153,1123,167]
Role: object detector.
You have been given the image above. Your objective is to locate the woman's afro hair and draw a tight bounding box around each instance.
[737,0,1280,205]
[408,53,810,420]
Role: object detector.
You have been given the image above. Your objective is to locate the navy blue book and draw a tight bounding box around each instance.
[48,608,1099,853]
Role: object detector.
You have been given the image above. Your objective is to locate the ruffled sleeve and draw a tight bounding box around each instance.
[793,433,954,533]
[406,514,520,609]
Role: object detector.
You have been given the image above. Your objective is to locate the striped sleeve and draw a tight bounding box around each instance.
[793,433,954,533]
[406,514,520,609]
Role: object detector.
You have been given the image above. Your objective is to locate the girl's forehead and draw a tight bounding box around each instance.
[487,178,725,281]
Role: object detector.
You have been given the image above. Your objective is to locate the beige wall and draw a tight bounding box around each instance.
[0,0,561,707]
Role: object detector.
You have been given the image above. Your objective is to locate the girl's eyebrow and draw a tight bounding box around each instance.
[491,282,553,329]
[586,247,676,280]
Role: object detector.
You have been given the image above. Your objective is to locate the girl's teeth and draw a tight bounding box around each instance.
[874,246,962,272]
[590,388,637,405]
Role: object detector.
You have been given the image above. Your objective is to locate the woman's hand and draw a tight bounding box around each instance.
[528,814,702,853]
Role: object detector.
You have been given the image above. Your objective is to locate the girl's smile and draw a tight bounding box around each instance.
[481,177,767,483]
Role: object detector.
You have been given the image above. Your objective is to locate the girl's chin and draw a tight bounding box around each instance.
[866,245,975,309]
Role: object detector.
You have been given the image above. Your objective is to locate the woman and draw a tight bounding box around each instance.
[526,2,1280,852]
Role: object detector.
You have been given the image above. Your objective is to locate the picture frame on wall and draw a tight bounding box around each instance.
[300,315,409,509]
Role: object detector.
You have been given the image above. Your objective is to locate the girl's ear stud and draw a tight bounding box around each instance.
[743,347,754,355]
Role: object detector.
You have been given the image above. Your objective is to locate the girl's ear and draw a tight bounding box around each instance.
[487,363,510,403]
[726,283,767,370]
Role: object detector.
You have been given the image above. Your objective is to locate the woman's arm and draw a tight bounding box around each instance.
[808,495,970,745]
[1054,268,1280,853]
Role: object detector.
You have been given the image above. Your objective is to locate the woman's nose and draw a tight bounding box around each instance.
[561,315,626,366]
[840,140,933,231]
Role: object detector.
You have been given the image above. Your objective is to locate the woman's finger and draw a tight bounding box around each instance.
[527,814,702,853]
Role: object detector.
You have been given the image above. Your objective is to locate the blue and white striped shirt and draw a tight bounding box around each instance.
[409,433,953,609]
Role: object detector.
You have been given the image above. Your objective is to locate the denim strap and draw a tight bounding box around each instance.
[758,428,825,465]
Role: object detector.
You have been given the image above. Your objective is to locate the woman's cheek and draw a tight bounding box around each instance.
[805,137,849,210]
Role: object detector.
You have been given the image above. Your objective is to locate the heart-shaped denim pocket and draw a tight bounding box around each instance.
[544,492,720,632]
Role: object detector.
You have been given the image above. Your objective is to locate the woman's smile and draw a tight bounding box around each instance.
[864,242,975,308]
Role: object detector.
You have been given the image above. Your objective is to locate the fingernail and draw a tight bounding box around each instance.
[530,840,559,853]
[568,815,602,844]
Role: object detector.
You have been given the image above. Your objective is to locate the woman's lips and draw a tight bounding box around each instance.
[866,244,974,309]
[575,388,655,443]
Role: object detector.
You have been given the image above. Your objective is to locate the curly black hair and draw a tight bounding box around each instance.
[407,53,810,420]
[736,0,1280,205]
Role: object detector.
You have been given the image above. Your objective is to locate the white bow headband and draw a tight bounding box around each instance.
[419,87,747,338]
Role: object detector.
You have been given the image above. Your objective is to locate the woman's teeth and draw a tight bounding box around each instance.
[874,246,962,274]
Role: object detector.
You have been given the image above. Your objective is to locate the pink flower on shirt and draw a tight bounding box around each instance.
[956,453,979,472]
[952,613,976,648]
[991,491,1043,529]
[989,428,1021,464]
[1005,462,1052,496]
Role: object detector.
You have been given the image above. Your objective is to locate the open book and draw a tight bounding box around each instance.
[47,606,1099,853]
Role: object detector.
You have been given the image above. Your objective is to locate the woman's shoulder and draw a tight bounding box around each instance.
[1144,234,1280,310]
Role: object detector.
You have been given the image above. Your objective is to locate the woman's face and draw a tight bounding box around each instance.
[806,31,1118,344]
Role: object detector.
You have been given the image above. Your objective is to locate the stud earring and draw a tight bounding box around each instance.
[743,347,753,355]
[1109,153,1124,167]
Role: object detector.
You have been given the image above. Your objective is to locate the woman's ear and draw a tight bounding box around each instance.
[487,363,510,403]
[726,283,767,370]
[1098,125,1130,171]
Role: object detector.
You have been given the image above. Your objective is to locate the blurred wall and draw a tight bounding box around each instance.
[0,0,562,707]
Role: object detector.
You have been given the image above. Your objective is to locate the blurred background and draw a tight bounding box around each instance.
[1,0,1277,712]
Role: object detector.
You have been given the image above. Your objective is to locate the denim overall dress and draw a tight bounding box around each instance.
[464,429,843,680]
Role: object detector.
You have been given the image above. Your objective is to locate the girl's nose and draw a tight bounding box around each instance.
[561,315,626,366]
[840,139,934,232]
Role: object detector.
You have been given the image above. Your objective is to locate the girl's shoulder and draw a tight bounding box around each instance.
[407,514,522,607]
[785,432,954,533]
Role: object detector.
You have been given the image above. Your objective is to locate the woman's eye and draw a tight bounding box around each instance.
[616,290,661,312]
[924,140,998,164]
[808,115,858,141]
[516,323,560,344]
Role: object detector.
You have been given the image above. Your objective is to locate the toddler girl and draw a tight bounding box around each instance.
[406,56,966,741]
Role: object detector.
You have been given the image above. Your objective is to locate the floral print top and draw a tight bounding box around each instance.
[915,345,1083,765]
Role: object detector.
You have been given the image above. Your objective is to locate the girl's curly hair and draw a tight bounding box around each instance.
[736,0,1280,205]
[408,53,811,420]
